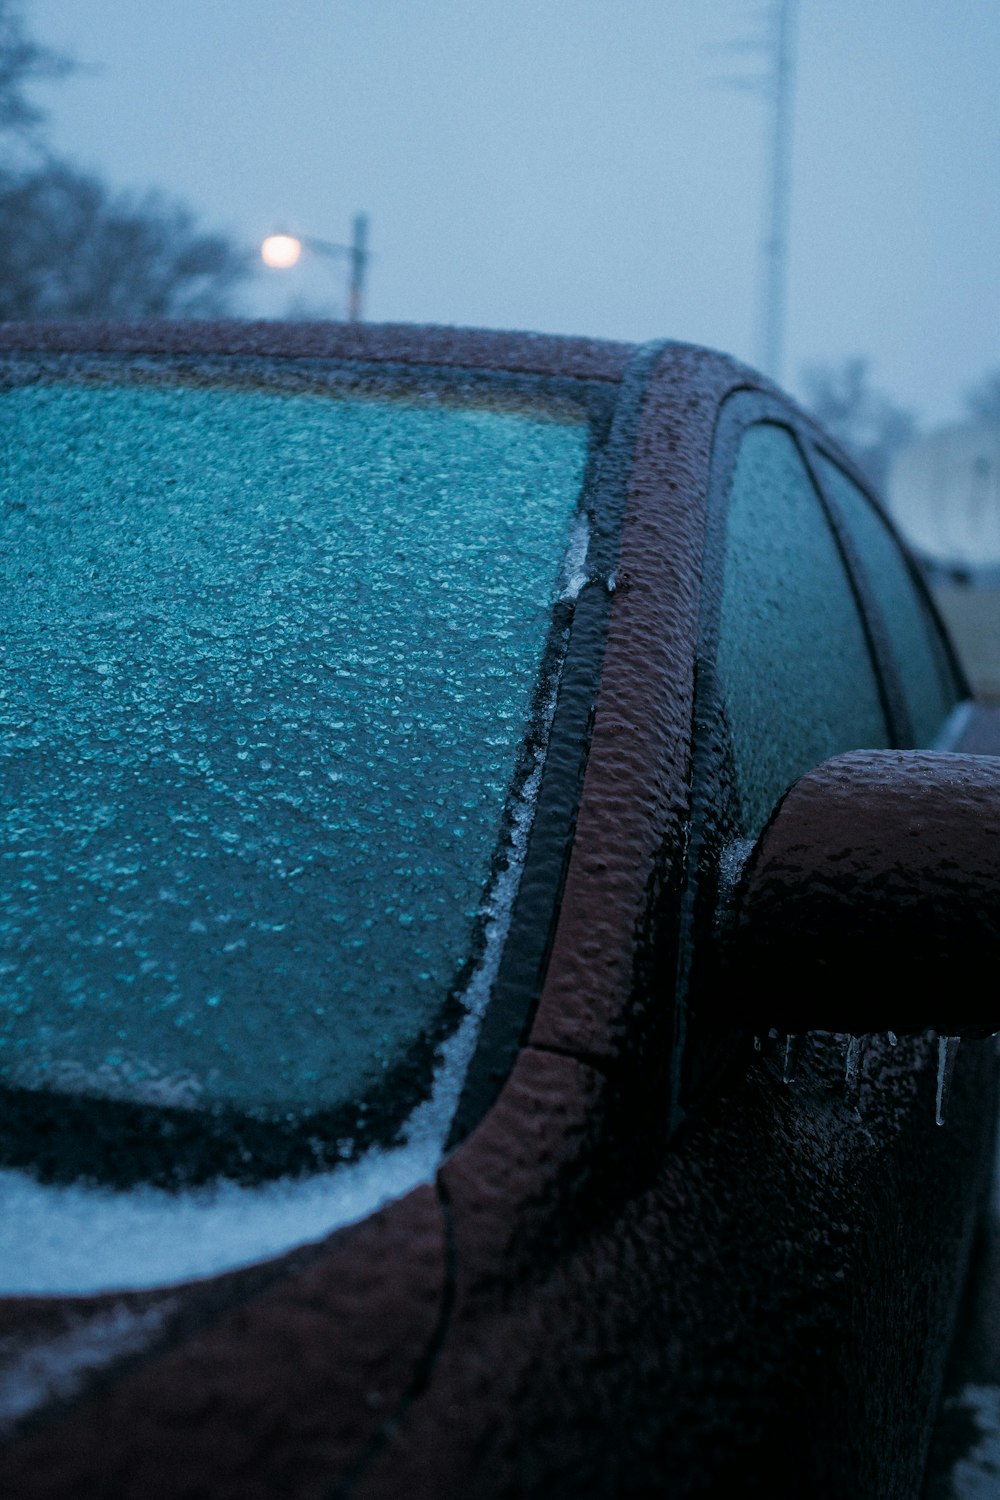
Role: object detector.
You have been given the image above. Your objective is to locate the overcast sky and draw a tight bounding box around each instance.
[28,0,1000,425]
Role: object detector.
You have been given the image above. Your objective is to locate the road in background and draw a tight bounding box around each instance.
[926,1091,1000,1497]
[934,587,1000,705]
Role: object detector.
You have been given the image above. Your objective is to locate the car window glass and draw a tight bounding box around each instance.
[716,422,890,837]
[0,376,590,1160]
[813,452,961,745]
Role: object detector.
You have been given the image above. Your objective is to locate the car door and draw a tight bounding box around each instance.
[673,385,987,1111]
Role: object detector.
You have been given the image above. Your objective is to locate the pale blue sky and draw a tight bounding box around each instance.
[28,0,1000,423]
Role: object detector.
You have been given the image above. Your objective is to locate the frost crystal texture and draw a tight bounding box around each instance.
[716,423,890,837]
[0,377,588,1130]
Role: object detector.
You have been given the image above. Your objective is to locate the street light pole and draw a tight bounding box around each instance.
[347,214,369,323]
[260,217,371,322]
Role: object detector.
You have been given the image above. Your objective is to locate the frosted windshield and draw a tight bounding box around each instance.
[0,377,589,1165]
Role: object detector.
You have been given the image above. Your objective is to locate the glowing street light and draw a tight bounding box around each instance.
[260,234,302,270]
[259,215,369,321]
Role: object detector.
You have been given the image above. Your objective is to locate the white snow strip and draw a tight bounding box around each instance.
[0,1300,176,1435]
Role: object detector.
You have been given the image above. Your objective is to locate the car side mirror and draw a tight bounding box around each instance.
[721,750,1000,1038]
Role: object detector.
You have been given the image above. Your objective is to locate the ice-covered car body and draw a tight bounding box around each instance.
[0,320,997,1499]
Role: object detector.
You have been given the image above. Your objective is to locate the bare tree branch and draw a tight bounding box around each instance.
[965,370,1000,426]
[0,6,251,319]
[0,162,251,318]
[0,0,73,143]
[801,358,916,490]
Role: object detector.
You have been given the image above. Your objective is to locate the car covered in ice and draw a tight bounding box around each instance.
[0,320,997,1499]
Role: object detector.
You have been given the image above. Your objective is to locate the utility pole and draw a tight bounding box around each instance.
[758,0,797,384]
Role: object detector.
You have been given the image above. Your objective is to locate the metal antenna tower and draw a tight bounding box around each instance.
[758,0,798,384]
[712,0,799,383]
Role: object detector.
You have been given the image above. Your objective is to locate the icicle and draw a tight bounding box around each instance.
[844,1036,863,1112]
[887,1030,898,1047]
[935,1037,948,1126]
[935,1037,961,1126]
[782,1034,801,1085]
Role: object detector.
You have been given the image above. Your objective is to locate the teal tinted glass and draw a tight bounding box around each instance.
[0,378,589,1126]
[814,453,961,745]
[717,423,890,836]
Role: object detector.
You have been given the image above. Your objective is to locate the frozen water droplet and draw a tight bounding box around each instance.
[887,1030,898,1047]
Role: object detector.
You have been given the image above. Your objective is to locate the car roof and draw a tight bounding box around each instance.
[0,318,637,383]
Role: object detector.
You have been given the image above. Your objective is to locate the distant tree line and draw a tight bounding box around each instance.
[0,0,249,320]
[801,358,1000,493]
[964,370,1000,426]
[800,357,915,491]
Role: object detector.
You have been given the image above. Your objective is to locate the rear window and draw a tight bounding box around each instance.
[0,366,594,1183]
[814,452,962,745]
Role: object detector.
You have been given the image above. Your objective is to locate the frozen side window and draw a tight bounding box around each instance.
[814,453,961,746]
[717,423,890,837]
